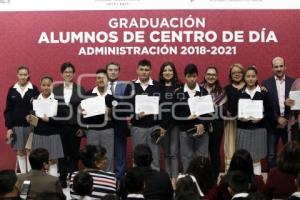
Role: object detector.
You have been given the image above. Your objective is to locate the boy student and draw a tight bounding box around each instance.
[173,63,209,172]
[123,59,166,171]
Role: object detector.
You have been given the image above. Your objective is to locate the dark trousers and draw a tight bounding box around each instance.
[208,119,224,183]
[267,127,288,170]
[114,121,128,179]
[58,124,81,181]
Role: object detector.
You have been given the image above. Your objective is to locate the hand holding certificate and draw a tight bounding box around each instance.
[188,95,214,117]
[135,95,159,115]
[80,96,106,118]
[33,99,58,118]
[289,91,300,110]
[238,99,263,119]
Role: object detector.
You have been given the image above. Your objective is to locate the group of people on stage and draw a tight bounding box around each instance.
[3,56,300,199]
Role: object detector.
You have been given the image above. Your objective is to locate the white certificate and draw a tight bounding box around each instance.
[33,99,58,118]
[188,95,215,116]
[80,96,106,118]
[289,91,300,110]
[238,99,263,119]
[135,95,159,115]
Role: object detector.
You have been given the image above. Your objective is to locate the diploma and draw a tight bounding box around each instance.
[238,99,263,119]
[188,95,214,116]
[135,95,159,115]
[33,99,58,118]
[289,90,300,110]
[80,96,106,118]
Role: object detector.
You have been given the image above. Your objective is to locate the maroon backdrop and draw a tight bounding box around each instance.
[1,10,300,169]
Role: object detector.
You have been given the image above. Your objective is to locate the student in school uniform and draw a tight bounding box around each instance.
[4,66,39,173]
[29,76,64,177]
[173,63,209,172]
[227,171,250,200]
[158,61,182,186]
[53,62,85,187]
[232,66,272,176]
[82,69,115,172]
[123,59,165,171]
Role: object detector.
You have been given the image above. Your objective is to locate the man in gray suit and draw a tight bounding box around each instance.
[106,62,129,180]
[17,148,65,200]
[53,62,85,187]
[262,56,294,170]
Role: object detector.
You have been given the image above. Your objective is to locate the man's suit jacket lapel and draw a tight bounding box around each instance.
[285,76,293,99]
[55,84,64,102]
[69,83,78,104]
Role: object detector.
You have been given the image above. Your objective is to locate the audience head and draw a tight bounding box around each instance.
[176,174,204,198]
[72,171,93,197]
[229,149,254,176]
[227,170,250,196]
[29,148,49,171]
[17,65,30,85]
[229,63,244,84]
[80,145,108,170]
[60,62,75,83]
[133,144,153,167]
[186,156,215,193]
[125,167,145,194]
[277,141,300,176]
[0,169,18,197]
[184,64,199,89]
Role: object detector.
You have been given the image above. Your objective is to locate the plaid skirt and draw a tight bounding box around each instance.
[11,126,32,150]
[32,133,64,160]
[236,128,267,161]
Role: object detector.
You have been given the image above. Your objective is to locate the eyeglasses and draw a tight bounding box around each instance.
[273,65,284,68]
[231,71,242,75]
[205,73,216,77]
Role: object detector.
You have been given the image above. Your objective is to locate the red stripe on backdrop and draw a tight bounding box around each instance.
[0,10,300,169]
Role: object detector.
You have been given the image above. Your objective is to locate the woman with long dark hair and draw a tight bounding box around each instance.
[159,61,182,186]
[264,141,300,199]
[215,149,265,200]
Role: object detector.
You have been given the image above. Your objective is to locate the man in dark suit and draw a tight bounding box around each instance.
[17,148,65,200]
[53,62,85,187]
[262,56,294,170]
[106,62,129,180]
